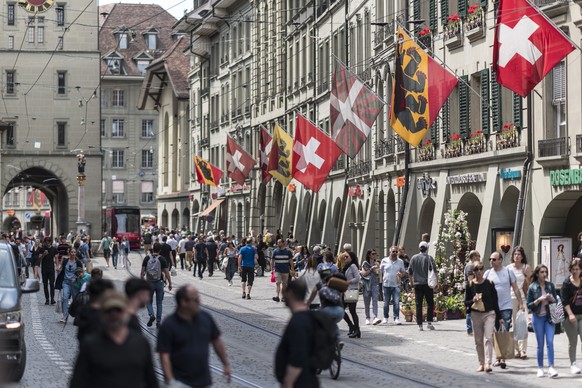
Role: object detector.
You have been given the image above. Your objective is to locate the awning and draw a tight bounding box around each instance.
[197,199,224,218]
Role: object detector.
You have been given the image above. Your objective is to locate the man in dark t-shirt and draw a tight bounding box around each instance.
[140,242,172,329]
[194,237,208,279]
[205,238,218,277]
[271,239,293,303]
[184,236,195,271]
[159,236,174,270]
[157,285,231,387]
[39,237,58,304]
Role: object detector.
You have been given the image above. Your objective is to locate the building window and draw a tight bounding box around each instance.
[8,36,14,49]
[100,119,106,137]
[111,119,125,137]
[146,34,157,49]
[6,71,15,95]
[111,150,125,168]
[8,4,15,26]
[118,33,128,49]
[5,123,15,147]
[136,60,150,75]
[112,89,124,107]
[57,122,66,146]
[552,61,566,137]
[142,119,154,137]
[56,5,65,26]
[141,181,154,203]
[57,71,66,95]
[141,149,154,168]
[57,36,63,50]
[28,26,35,43]
[112,180,125,204]
[37,26,44,43]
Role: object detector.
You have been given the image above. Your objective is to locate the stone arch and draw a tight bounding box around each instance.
[171,208,179,230]
[378,190,386,255]
[161,209,169,227]
[386,189,396,246]
[182,207,190,230]
[457,192,483,242]
[272,181,283,228]
[236,202,243,238]
[287,193,298,233]
[419,197,436,241]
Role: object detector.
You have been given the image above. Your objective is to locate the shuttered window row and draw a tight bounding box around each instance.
[459,75,470,138]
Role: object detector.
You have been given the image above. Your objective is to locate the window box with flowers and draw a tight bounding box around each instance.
[465,130,487,155]
[496,123,519,150]
[464,5,485,42]
[417,138,436,162]
[418,27,432,49]
[442,133,463,158]
[444,14,463,49]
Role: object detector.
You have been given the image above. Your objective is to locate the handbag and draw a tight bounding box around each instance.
[471,293,485,312]
[270,272,276,283]
[344,289,359,303]
[493,326,515,360]
[547,296,565,324]
[427,262,438,289]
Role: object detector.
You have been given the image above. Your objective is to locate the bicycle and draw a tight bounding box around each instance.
[316,339,341,380]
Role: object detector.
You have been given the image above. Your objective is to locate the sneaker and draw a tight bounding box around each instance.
[147,315,155,327]
[272,296,280,302]
[394,318,401,326]
[45,300,49,305]
[537,368,544,378]
[571,363,582,375]
[373,318,382,325]
[106,264,110,268]
[50,300,56,305]
[228,282,232,286]
[381,318,388,325]
[427,323,435,330]
[548,366,558,378]
[247,295,251,300]
[418,325,424,331]
[365,319,371,325]
[59,318,66,323]
[242,293,246,299]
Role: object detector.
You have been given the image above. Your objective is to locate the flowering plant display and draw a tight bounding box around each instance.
[417,138,435,161]
[497,123,519,149]
[418,28,431,37]
[465,5,484,30]
[466,129,486,154]
[400,291,415,310]
[445,13,462,39]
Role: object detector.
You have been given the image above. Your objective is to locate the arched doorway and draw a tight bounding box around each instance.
[457,192,483,242]
[171,209,179,230]
[272,182,283,229]
[419,198,436,240]
[236,202,243,238]
[192,200,200,232]
[378,191,385,255]
[257,182,266,232]
[161,209,169,227]
[182,207,190,231]
[386,190,396,246]
[287,194,298,235]
[331,197,342,250]
[311,199,326,245]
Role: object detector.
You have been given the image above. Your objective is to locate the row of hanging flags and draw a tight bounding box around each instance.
[194,0,575,193]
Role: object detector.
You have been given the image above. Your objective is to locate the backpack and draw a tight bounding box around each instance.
[145,254,162,281]
[309,310,337,370]
[69,290,89,318]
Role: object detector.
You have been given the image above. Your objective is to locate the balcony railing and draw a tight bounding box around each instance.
[373,29,386,47]
[347,160,371,179]
[396,138,406,153]
[332,154,345,171]
[200,137,209,147]
[538,137,568,157]
[374,139,393,158]
[358,68,372,82]
[533,0,568,6]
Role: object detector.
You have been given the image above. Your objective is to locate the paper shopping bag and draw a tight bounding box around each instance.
[493,329,515,360]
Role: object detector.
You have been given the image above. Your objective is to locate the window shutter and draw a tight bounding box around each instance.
[459,75,470,139]
[414,0,421,31]
[491,70,502,132]
[480,68,490,134]
[440,0,449,25]
[513,93,523,128]
[430,116,439,145]
[480,0,488,8]
[429,0,438,31]
[442,101,450,142]
[458,0,468,17]
[552,62,566,103]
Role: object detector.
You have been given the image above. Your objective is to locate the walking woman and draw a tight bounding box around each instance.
[526,264,559,378]
[340,251,361,338]
[465,262,501,372]
[508,246,532,359]
[300,256,321,310]
[56,247,84,323]
[121,236,130,268]
[361,249,381,325]
[111,237,120,269]
[561,258,582,375]
[224,241,238,286]
[30,238,42,280]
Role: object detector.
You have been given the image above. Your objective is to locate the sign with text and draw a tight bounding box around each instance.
[446,173,487,185]
[550,168,582,187]
[500,168,521,180]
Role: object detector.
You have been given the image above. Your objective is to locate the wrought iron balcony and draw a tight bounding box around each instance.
[200,137,209,147]
[332,154,345,171]
[374,139,393,159]
[538,137,568,157]
[347,160,371,179]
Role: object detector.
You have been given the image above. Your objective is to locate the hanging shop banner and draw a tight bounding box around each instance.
[549,168,582,187]
[446,173,487,185]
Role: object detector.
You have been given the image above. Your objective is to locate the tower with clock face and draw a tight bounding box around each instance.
[18,0,55,14]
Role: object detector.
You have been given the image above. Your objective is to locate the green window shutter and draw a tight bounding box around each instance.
[513,93,523,128]
[480,68,490,135]
[442,101,450,142]
[440,0,449,25]
[479,0,488,8]
[491,70,502,132]
[459,75,470,139]
[458,0,468,17]
[429,0,438,31]
[414,0,421,31]
[430,116,439,145]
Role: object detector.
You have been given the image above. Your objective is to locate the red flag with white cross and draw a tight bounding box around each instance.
[226,136,256,185]
[292,114,342,192]
[259,126,272,183]
[493,0,574,97]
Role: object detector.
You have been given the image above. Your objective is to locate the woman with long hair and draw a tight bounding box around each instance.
[561,258,582,374]
[508,246,532,359]
[224,241,238,286]
[111,237,119,269]
[300,255,321,310]
[526,264,559,378]
[56,247,84,323]
[361,249,381,325]
[121,236,130,268]
[342,251,361,338]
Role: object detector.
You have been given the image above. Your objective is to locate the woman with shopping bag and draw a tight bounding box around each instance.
[526,264,559,378]
[464,262,503,372]
[560,258,582,374]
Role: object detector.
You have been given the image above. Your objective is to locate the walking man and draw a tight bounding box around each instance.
[157,285,231,387]
[206,237,219,277]
[194,236,208,279]
[271,239,294,302]
[380,246,407,325]
[184,235,195,271]
[238,238,257,300]
[98,232,112,268]
[409,241,437,331]
[140,242,172,329]
[39,237,58,305]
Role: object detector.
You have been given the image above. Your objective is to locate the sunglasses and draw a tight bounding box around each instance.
[489,258,498,262]
[391,250,398,253]
[473,268,483,272]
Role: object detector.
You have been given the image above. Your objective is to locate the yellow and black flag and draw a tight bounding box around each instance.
[267,123,293,186]
[390,27,458,147]
[194,156,223,186]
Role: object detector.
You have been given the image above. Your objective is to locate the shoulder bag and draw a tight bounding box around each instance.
[547,295,565,324]
[427,259,438,289]
[344,289,359,303]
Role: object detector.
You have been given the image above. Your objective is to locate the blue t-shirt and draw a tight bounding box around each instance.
[272,248,293,273]
[239,245,256,268]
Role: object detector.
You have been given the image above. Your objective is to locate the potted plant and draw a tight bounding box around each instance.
[465,5,484,31]
[417,138,435,162]
[418,27,432,48]
[400,291,415,322]
[443,133,462,158]
[434,292,447,321]
[496,123,519,150]
[444,293,466,320]
[466,129,486,154]
[445,13,461,40]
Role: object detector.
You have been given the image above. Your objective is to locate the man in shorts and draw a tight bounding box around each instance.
[271,239,293,302]
[238,238,257,300]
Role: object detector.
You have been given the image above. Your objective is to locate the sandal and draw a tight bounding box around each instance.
[476,365,485,372]
[485,365,492,373]
[500,361,507,369]
[493,360,501,367]
[519,352,527,360]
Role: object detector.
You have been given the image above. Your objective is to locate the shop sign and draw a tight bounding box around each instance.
[446,173,486,185]
[348,185,362,198]
[6,210,15,216]
[550,168,582,187]
[228,183,249,192]
[500,168,521,180]
[416,174,436,196]
[396,177,406,188]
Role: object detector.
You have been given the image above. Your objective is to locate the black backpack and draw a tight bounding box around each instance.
[69,290,89,318]
[309,310,337,370]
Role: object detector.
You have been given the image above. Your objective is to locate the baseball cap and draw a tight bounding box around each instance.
[100,290,127,312]
[419,241,429,249]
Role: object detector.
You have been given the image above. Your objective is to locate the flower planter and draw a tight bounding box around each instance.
[445,33,463,50]
[465,25,485,42]
[436,311,446,321]
[445,309,465,320]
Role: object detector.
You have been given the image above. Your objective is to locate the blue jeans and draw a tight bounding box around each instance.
[363,284,379,319]
[146,280,164,323]
[495,309,513,332]
[321,305,345,340]
[532,314,555,368]
[466,312,473,333]
[383,286,400,320]
[62,280,77,318]
[112,251,119,267]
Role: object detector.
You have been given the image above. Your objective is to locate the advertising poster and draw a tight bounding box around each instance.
[551,238,571,287]
[540,239,551,269]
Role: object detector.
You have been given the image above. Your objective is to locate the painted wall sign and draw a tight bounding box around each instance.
[417,174,437,196]
[446,173,487,185]
[396,177,406,187]
[500,168,521,180]
[550,168,582,187]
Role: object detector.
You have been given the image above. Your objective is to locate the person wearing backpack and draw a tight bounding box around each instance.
[275,278,319,388]
[140,242,172,329]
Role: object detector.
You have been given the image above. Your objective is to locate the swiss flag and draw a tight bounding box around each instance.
[292,114,342,192]
[226,136,256,185]
[493,0,574,97]
[259,126,272,182]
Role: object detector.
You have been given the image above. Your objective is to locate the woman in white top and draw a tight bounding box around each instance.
[508,245,532,359]
[300,256,320,309]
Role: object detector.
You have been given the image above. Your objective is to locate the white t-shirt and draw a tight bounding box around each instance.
[484,267,517,311]
[380,257,405,288]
